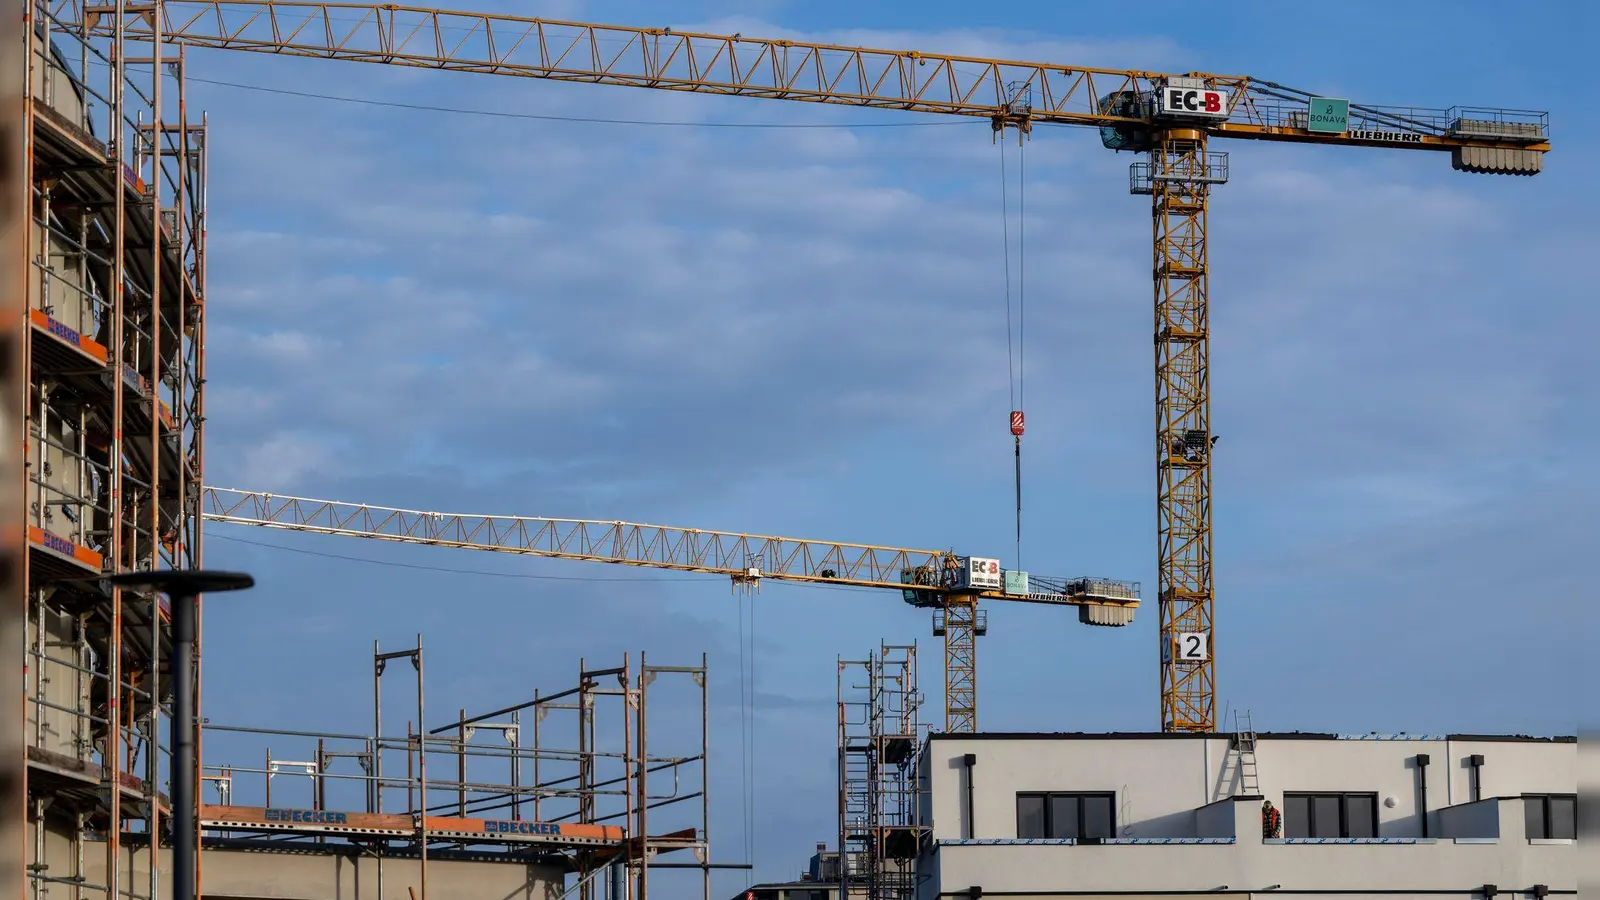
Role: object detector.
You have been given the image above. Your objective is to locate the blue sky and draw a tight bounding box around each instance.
[184,0,1591,893]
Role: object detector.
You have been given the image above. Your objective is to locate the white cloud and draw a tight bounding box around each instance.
[231,432,337,489]
[683,16,1187,72]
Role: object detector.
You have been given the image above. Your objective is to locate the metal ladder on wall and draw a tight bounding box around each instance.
[1232,710,1261,796]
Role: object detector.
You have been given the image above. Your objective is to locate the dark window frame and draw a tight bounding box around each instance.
[1523,793,1576,840]
[1282,792,1380,839]
[1015,791,1117,839]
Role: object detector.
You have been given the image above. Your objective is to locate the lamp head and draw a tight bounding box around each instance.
[103,569,255,596]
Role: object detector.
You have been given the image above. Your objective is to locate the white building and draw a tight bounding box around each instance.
[917,731,1576,898]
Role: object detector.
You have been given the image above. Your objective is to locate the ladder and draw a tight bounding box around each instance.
[1233,710,1260,796]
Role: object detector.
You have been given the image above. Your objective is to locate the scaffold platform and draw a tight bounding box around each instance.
[200,805,626,850]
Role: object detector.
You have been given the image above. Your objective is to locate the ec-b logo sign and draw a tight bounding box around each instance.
[965,557,1002,590]
[1157,87,1230,120]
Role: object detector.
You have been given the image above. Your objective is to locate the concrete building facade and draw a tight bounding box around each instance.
[915,732,1576,898]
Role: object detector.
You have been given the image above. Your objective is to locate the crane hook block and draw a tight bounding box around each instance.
[1010,411,1025,437]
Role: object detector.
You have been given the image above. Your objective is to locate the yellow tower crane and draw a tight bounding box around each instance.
[201,487,1141,732]
[77,1,1552,732]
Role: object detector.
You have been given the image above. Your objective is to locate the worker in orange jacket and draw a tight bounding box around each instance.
[1262,800,1282,839]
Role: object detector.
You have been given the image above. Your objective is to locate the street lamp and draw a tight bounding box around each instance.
[104,570,254,900]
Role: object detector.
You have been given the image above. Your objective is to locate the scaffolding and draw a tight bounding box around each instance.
[837,643,928,900]
[196,640,713,900]
[22,0,206,896]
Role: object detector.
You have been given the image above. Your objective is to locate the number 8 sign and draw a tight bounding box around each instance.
[1176,632,1209,662]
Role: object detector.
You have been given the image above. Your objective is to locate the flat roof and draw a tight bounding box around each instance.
[728,881,836,899]
[927,731,1575,743]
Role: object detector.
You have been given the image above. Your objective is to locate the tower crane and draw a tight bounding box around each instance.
[201,487,1142,733]
[75,1,1551,732]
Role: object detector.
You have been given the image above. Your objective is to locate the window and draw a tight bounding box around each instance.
[1524,794,1576,840]
[1015,792,1116,839]
[1283,792,1378,838]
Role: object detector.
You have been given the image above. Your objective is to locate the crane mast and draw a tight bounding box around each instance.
[75,0,1552,732]
[1147,130,1221,732]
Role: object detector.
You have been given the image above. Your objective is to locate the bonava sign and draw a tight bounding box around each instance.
[1308,97,1349,134]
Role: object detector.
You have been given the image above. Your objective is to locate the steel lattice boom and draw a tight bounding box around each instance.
[201,487,1140,609]
[66,0,1549,156]
[202,487,1140,733]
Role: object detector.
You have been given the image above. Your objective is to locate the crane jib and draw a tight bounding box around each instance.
[198,491,1141,611]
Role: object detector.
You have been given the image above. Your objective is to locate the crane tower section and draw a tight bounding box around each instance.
[1110,76,1233,733]
[1102,74,1544,731]
[1141,129,1225,734]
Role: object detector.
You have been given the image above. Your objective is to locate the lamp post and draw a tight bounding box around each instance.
[104,569,254,900]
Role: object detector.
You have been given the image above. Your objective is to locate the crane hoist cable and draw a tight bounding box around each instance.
[747,594,757,868]
[737,592,755,866]
[999,132,1028,568]
[1019,136,1027,563]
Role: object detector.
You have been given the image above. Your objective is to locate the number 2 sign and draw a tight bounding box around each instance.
[1176,632,1209,661]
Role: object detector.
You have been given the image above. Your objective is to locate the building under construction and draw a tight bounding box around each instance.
[32,628,714,899]
[24,3,206,900]
[195,644,712,900]
[18,13,714,898]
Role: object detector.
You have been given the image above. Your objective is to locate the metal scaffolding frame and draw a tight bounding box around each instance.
[22,0,206,896]
[837,643,928,900]
[3,4,28,894]
[194,641,714,900]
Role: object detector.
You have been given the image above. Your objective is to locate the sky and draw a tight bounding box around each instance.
[174,0,1593,894]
